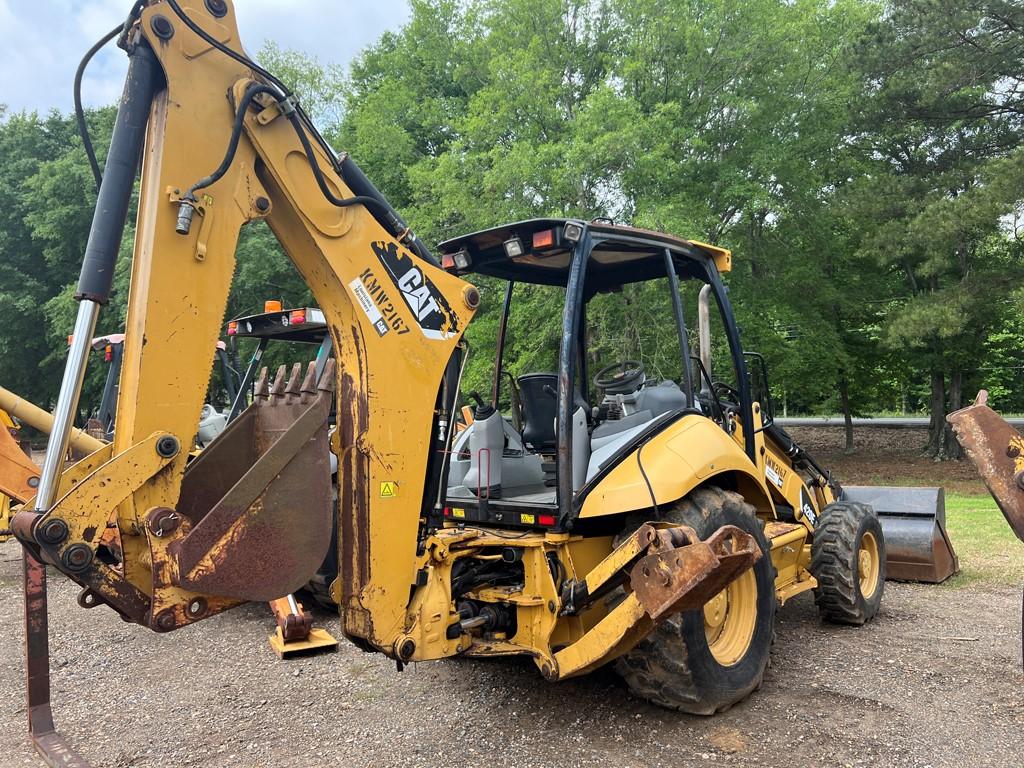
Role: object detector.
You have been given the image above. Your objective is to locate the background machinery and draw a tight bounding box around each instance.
[2,2,945,765]
[948,391,1024,664]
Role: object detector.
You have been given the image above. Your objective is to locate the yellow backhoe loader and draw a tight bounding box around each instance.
[4,2,925,764]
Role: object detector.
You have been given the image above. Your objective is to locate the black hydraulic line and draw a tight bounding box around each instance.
[335,154,438,266]
[175,82,278,234]
[73,2,146,191]
[74,24,121,190]
[189,82,277,195]
[166,0,287,94]
[75,40,162,305]
[165,0,438,265]
[283,116,395,218]
[663,248,695,404]
[164,0,341,178]
[282,113,439,265]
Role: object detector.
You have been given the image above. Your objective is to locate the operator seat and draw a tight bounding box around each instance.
[518,373,558,453]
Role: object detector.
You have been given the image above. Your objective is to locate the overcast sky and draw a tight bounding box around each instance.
[0,1,410,114]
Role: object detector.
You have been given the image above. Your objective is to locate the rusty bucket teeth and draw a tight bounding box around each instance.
[317,359,336,393]
[270,365,288,398]
[284,363,303,402]
[300,361,318,397]
[254,366,270,400]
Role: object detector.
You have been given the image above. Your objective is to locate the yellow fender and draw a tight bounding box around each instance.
[579,415,775,519]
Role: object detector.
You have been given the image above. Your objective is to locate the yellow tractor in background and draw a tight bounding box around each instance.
[0,408,41,531]
[0,2,954,765]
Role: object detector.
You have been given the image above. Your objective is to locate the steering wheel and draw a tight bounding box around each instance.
[712,381,740,403]
[594,360,646,394]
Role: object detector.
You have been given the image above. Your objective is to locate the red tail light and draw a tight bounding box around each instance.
[289,309,306,325]
[532,229,555,249]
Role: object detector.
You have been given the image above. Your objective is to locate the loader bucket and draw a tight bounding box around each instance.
[947,392,1024,544]
[842,486,958,583]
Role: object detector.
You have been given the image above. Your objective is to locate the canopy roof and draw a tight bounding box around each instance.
[438,218,732,291]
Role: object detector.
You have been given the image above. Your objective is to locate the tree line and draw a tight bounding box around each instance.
[0,0,1021,458]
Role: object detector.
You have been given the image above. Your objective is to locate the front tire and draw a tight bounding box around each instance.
[810,501,885,625]
[615,486,776,714]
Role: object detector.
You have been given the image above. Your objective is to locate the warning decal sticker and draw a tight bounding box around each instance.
[380,481,398,498]
[765,455,786,489]
[348,277,392,337]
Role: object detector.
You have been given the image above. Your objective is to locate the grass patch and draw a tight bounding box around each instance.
[943,493,1024,586]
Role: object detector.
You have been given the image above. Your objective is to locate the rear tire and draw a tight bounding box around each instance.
[615,486,776,714]
[810,501,885,625]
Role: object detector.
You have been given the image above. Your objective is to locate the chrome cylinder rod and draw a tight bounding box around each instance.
[32,304,100,512]
[32,41,162,517]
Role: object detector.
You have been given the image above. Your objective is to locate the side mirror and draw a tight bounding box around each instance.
[743,351,774,428]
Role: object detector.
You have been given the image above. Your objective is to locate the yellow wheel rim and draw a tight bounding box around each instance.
[858,530,880,597]
[703,568,757,667]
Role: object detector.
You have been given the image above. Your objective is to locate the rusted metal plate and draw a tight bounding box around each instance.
[948,393,1024,543]
[630,524,761,621]
[169,362,335,601]
[269,596,313,641]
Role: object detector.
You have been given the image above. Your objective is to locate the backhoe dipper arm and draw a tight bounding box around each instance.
[13,1,477,651]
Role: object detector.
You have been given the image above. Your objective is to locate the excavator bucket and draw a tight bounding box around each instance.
[166,361,335,602]
[948,391,1024,544]
[842,485,959,583]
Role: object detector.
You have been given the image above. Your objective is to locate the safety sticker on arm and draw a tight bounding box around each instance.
[348,277,391,337]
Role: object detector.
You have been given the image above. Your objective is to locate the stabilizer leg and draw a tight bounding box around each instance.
[24,549,90,767]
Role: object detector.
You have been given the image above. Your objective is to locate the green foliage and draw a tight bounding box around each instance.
[944,493,1024,585]
[0,0,1021,459]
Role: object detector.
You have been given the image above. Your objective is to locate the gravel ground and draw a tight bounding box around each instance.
[1,540,1021,768]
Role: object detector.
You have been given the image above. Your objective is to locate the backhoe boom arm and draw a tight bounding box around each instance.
[13,1,477,651]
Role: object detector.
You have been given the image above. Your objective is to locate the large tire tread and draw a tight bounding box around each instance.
[810,500,885,625]
[615,486,776,715]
